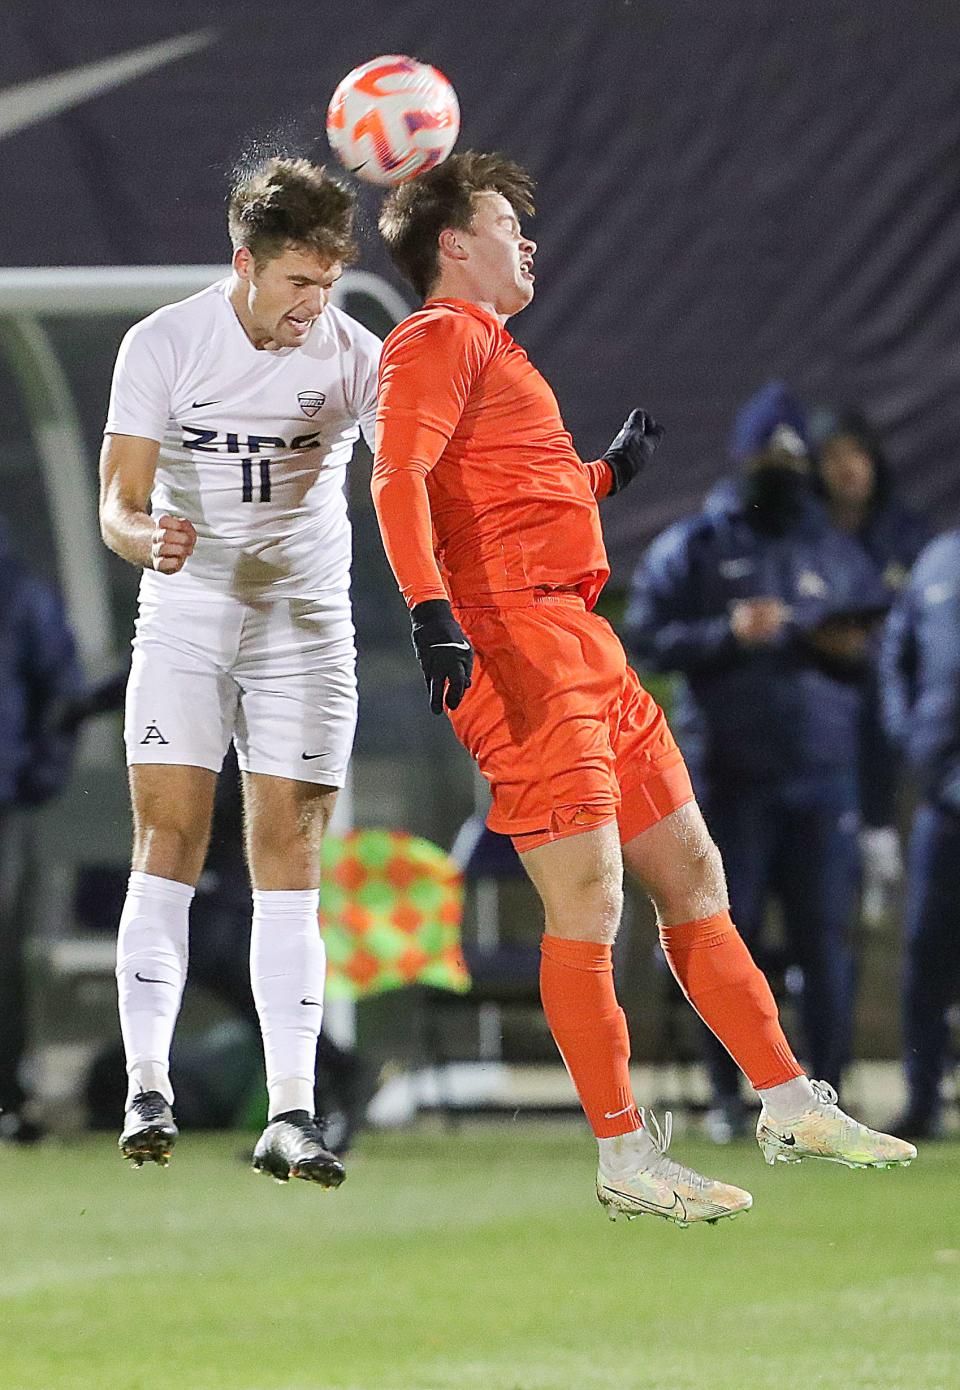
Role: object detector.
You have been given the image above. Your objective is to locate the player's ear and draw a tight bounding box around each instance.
[437,227,468,264]
[233,245,254,279]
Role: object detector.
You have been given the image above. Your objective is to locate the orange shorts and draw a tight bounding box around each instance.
[448,594,694,852]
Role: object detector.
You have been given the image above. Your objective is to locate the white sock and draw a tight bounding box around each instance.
[115,871,194,1107]
[757,1075,818,1123]
[598,1126,659,1178]
[250,889,324,1120]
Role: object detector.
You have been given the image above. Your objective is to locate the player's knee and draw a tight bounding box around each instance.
[652,831,727,925]
[692,833,727,902]
[544,860,624,942]
[255,802,332,861]
[131,820,207,881]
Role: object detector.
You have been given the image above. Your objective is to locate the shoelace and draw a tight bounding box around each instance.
[639,1107,711,1194]
[810,1079,840,1108]
[133,1093,168,1123]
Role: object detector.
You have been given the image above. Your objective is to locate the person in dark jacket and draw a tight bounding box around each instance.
[625,383,890,1139]
[0,521,81,1142]
[812,409,930,587]
[811,409,931,921]
[881,529,960,1139]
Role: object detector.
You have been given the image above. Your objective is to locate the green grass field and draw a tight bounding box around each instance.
[1,1122,957,1390]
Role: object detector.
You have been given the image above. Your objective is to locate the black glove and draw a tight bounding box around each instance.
[410,599,474,715]
[602,409,665,494]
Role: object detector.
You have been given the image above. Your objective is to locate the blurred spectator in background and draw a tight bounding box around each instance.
[0,519,81,1143]
[881,528,960,1140]
[625,382,890,1141]
[811,409,932,924]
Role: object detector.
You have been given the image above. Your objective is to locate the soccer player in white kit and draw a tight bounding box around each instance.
[98,157,380,1186]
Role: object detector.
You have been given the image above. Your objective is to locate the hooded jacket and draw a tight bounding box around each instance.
[880,529,960,814]
[810,408,930,582]
[625,479,891,782]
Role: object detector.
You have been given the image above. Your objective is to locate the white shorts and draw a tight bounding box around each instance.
[125,589,357,786]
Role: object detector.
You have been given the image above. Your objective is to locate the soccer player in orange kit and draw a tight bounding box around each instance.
[372,152,915,1226]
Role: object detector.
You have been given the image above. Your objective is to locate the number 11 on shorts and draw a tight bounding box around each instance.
[241,458,272,502]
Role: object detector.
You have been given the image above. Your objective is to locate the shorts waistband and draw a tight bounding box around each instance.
[453,588,586,611]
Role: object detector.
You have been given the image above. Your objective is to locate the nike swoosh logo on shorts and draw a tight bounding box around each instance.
[135,970,174,986]
[431,641,471,650]
[300,997,322,1007]
[301,752,332,761]
[191,398,221,408]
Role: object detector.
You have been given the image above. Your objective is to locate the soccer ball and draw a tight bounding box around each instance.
[326,55,460,186]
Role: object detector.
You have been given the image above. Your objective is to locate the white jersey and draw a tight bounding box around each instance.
[105,279,381,601]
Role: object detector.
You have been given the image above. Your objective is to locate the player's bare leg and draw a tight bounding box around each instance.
[118,763,216,1166]
[622,801,916,1169]
[519,821,752,1226]
[242,773,345,1188]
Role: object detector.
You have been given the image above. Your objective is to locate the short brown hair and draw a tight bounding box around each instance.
[379,151,535,298]
[228,157,357,267]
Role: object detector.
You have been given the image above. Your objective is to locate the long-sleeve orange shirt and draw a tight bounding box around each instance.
[372,297,613,610]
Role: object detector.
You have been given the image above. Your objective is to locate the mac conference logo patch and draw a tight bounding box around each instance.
[298,391,326,418]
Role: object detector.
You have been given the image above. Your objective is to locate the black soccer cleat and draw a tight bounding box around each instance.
[252,1110,346,1188]
[119,1090,178,1167]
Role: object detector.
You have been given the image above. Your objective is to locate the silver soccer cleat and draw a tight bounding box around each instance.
[597,1111,753,1228]
[757,1080,918,1170]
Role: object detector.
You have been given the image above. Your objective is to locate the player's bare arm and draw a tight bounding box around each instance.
[99,432,197,574]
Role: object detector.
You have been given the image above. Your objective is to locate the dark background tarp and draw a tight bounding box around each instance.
[2,1,960,583]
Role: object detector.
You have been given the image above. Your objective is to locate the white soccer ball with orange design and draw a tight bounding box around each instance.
[326,55,460,186]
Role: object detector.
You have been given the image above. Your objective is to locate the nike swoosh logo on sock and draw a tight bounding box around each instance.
[135,970,174,986]
[604,1105,636,1120]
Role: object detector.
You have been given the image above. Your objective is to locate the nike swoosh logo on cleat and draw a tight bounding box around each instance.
[761,1125,797,1146]
[135,970,174,986]
[602,1184,687,1221]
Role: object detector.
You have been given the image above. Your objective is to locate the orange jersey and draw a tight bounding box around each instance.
[372,298,613,608]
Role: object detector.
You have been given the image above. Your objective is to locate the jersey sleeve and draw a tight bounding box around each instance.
[372,310,494,607]
[104,317,178,443]
[583,458,615,500]
[343,323,382,453]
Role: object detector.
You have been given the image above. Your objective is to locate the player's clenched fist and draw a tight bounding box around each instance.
[602,409,665,495]
[410,599,474,715]
[151,514,197,574]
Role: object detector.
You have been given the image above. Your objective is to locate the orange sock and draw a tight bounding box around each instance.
[539,935,642,1138]
[659,911,802,1090]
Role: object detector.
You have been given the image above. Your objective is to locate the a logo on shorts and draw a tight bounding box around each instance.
[140,720,169,746]
[297,390,326,418]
